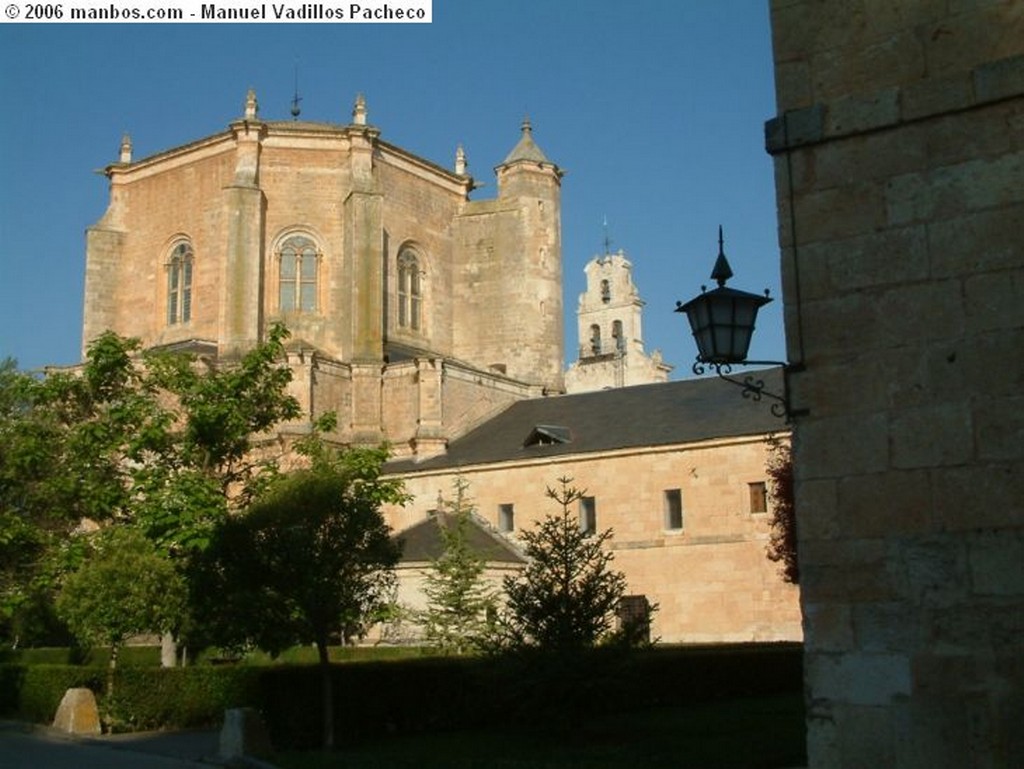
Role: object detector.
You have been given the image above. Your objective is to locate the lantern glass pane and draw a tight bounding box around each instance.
[707,296,732,326]
[733,328,754,360]
[733,301,756,328]
[695,327,715,360]
[713,326,734,360]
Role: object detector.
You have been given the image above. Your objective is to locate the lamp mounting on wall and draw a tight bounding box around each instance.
[675,226,801,420]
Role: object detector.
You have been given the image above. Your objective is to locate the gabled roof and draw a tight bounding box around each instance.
[387,368,785,474]
[523,424,572,447]
[396,513,525,564]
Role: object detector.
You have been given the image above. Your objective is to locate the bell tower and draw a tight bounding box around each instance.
[564,248,672,393]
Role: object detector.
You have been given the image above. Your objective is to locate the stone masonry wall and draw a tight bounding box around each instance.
[384,436,802,644]
[768,1,1024,766]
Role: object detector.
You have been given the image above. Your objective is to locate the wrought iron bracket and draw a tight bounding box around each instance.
[692,359,807,422]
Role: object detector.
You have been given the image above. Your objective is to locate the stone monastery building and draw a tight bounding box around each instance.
[83,90,801,644]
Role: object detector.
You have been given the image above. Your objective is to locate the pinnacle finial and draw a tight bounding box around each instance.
[710,225,734,287]
[455,143,467,175]
[244,88,258,120]
[119,132,133,164]
[290,63,302,120]
[521,115,532,134]
[352,92,367,125]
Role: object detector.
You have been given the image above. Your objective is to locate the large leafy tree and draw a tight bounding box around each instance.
[419,478,498,655]
[0,324,303,651]
[0,354,129,644]
[191,446,406,748]
[501,477,628,651]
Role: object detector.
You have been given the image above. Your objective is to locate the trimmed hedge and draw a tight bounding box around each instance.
[0,643,803,748]
[0,646,161,667]
[0,664,104,723]
[260,643,804,749]
[0,663,261,730]
[104,666,264,731]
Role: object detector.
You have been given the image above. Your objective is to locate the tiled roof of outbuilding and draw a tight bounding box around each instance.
[387,368,785,474]
[396,513,526,564]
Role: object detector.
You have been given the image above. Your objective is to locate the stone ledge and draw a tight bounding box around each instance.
[765,53,1024,154]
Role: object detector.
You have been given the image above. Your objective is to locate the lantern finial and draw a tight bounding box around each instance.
[710,225,733,287]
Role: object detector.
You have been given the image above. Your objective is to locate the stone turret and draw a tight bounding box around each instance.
[495,117,562,198]
[481,119,564,391]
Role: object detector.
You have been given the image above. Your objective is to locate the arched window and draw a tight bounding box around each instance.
[612,320,625,352]
[600,279,611,303]
[278,235,319,312]
[167,241,193,325]
[397,248,422,330]
[589,324,602,355]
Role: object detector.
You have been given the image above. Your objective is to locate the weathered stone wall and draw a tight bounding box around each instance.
[84,138,235,355]
[82,101,563,454]
[381,561,522,645]
[384,435,802,644]
[451,156,565,392]
[768,1,1024,765]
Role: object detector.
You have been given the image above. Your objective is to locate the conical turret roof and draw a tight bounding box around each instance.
[501,117,551,165]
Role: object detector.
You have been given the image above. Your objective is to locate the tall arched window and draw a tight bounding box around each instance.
[397,248,421,330]
[278,235,319,312]
[612,320,625,352]
[589,324,602,355]
[167,241,193,325]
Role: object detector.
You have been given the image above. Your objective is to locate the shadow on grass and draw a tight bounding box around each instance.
[273,692,806,769]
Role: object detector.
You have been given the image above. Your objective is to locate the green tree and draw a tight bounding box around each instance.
[192,447,405,748]
[0,358,91,644]
[500,477,628,651]
[56,527,185,695]
[0,325,304,655]
[765,438,798,583]
[419,478,498,654]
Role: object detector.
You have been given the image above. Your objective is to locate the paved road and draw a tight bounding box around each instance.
[0,723,221,769]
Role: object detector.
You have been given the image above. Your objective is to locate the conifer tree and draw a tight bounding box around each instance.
[420,478,498,654]
[501,477,628,651]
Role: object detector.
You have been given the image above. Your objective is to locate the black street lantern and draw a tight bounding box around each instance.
[675,226,772,365]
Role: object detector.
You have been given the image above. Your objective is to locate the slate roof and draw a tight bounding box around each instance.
[387,368,785,474]
[396,513,526,564]
[501,118,552,165]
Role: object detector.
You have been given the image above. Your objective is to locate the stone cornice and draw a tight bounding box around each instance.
[765,53,1024,155]
[383,432,785,481]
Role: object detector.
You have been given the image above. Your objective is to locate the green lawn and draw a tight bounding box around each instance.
[273,692,806,769]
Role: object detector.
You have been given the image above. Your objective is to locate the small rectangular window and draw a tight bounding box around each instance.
[749,482,767,514]
[664,489,683,530]
[498,503,515,533]
[579,496,596,536]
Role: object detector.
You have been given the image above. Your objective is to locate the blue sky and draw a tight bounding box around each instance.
[0,1,784,376]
